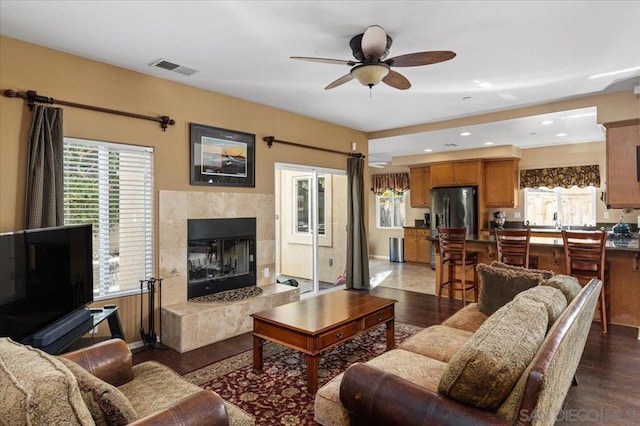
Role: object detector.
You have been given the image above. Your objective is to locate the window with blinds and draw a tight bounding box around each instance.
[63,138,153,299]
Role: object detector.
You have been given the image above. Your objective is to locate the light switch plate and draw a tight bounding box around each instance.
[514,212,521,219]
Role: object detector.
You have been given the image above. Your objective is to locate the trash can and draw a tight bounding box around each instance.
[389,237,404,262]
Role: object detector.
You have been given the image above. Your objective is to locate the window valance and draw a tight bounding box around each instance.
[371,173,410,195]
[519,165,600,189]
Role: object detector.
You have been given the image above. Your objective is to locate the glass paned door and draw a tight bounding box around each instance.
[275,164,347,296]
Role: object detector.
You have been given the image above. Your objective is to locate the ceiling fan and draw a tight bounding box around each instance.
[291,25,456,91]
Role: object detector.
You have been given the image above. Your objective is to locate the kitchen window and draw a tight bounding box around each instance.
[63,137,153,299]
[524,186,596,227]
[376,189,406,229]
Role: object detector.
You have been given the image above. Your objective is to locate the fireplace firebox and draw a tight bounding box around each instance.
[187,218,256,299]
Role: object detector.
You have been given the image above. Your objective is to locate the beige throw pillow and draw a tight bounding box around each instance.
[540,274,583,304]
[438,297,548,410]
[514,286,567,329]
[0,338,94,425]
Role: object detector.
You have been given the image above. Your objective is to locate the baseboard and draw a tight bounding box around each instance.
[127,337,161,350]
[127,340,146,351]
[369,254,388,260]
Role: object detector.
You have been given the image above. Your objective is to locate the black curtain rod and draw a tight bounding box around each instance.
[3,89,175,131]
[263,136,365,158]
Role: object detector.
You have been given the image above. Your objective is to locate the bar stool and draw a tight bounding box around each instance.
[562,230,609,334]
[495,228,539,269]
[437,227,478,305]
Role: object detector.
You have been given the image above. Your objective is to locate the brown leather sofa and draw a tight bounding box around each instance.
[315,270,601,426]
[0,337,254,425]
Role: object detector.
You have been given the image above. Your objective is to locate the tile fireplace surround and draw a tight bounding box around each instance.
[162,284,299,352]
[158,190,300,352]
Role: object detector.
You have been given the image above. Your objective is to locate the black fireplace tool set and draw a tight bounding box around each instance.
[139,277,167,351]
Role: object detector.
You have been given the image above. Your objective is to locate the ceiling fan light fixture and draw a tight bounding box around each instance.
[350,63,390,88]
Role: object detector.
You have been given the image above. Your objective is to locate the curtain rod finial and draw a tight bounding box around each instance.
[263,136,275,148]
[159,116,175,131]
[3,89,18,98]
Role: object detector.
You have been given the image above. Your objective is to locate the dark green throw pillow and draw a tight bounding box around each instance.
[477,263,546,315]
[490,261,554,279]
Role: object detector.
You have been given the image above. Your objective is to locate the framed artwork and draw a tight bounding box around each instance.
[190,123,255,187]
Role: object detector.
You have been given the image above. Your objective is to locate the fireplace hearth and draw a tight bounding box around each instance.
[187,218,256,299]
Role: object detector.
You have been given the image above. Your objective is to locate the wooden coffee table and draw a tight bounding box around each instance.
[251,290,397,394]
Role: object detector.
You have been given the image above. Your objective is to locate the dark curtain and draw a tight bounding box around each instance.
[346,156,370,290]
[371,173,410,195]
[520,165,600,189]
[24,105,64,229]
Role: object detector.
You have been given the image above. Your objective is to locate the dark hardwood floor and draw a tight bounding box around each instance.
[133,287,640,425]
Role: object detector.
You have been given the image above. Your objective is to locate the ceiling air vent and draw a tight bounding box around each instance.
[444,143,458,147]
[150,59,198,76]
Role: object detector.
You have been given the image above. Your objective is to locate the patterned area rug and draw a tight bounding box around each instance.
[184,322,423,425]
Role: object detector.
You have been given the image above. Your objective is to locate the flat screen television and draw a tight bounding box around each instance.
[0,224,94,343]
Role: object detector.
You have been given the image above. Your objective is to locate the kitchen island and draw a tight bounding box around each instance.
[428,234,640,330]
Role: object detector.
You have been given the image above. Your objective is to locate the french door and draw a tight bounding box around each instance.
[275,163,347,296]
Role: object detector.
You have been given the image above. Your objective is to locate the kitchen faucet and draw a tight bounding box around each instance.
[553,212,562,230]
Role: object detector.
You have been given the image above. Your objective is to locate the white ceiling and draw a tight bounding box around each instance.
[1,1,639,164]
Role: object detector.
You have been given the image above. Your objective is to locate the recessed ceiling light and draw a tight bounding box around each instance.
[540,120,554,125]
[556,133,568,137]
[588,66,640,79]
[460,132,471,136]
[484,142,494,145]
[424,148,433,152]
[473,80,493,88]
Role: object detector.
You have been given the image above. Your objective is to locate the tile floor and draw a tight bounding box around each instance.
[370,257,436,295]
[278,257,436,296]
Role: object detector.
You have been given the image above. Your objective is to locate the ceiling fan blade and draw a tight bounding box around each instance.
[361,25,387,58]
[382,70,411,90]
[385,51,456,67]
[290,56,357,66]
[325,74,355,90]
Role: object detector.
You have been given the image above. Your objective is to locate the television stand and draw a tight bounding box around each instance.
[91,306,124,340]
[26,306,125,355]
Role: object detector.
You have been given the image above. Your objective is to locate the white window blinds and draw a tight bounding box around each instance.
[63,138,153,298]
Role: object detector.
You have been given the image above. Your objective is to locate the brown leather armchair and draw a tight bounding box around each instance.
[61,339,230,426]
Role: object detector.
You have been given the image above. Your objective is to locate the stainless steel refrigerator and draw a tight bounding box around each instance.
[429,186,478,268]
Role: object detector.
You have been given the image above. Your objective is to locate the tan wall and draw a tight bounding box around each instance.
[0,36,367,344]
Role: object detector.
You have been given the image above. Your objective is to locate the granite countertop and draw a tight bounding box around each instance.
[482,222,639,233]
[427,234,640,252]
